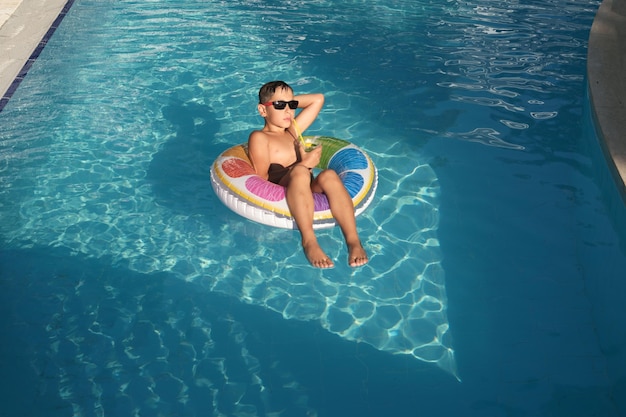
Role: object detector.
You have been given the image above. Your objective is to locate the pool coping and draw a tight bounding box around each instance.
[0,0,625,204]
[587,0,626,203]
[0,0,71,110]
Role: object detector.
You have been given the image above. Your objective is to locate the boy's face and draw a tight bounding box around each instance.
[258,87,295,129]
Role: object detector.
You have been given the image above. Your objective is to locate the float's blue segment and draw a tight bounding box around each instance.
[340,171,365,198]
[329,148,368,173]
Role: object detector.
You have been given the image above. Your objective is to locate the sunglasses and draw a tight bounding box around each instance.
[262,100,299,110]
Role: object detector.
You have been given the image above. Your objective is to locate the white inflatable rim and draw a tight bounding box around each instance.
[210,136,377,229]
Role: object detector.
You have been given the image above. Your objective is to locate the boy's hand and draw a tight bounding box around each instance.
[300,143,322,168]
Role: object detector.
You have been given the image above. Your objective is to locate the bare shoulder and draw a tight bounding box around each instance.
[249,129,269,143]
[248,130,270,152]
[247,130,271,174]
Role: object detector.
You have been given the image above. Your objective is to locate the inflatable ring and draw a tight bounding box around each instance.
[210,136,377,229]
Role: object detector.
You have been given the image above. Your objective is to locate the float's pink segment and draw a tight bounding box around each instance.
[245,176,286,202]
[223,156,332,210]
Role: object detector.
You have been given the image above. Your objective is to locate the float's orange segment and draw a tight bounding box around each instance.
[222,158,255,178]
[223,145,251,162]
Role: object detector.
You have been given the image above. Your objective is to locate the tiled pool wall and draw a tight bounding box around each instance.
[587,0,626,412]
[580,101,626,416]
[584,94,626,415]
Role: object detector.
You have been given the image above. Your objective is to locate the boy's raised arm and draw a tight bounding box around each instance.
[293,93,324,133]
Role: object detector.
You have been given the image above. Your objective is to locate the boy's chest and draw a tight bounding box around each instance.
[269,136,297,163]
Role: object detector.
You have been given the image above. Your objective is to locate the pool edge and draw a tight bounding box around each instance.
[587,0,626,204]
[0,0,70,111]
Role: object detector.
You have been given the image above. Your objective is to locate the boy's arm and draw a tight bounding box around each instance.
[248,131,271,180]
[293,93,324,133]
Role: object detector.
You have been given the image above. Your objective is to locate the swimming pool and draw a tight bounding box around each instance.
[1,0,625,415]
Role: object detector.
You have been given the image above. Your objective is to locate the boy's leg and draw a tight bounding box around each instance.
[284,166,334,268]
[313,170,368,267]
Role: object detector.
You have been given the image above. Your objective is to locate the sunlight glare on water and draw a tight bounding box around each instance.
[0,0,457,376]
[2,0,620,415]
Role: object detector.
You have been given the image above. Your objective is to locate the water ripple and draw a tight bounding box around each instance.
[0,0,600,403]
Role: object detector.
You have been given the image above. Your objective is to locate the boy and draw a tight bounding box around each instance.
[247,81,368,268]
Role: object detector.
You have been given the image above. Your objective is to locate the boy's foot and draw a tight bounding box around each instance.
[303,241,334,268]
[348,243,368,267]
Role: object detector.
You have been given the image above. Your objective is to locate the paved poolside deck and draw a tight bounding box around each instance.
[1,0,625,201]
[0,0,67,107]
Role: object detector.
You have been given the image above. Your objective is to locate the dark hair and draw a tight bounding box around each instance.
[258,80,292,104]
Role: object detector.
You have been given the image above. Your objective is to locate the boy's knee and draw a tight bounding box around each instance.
[318,169,342,185]
[319,169,339,181]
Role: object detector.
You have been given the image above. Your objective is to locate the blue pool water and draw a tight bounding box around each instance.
[1,0,626,416]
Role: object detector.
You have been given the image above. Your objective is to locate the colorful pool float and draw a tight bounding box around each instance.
[210,136,377,229]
